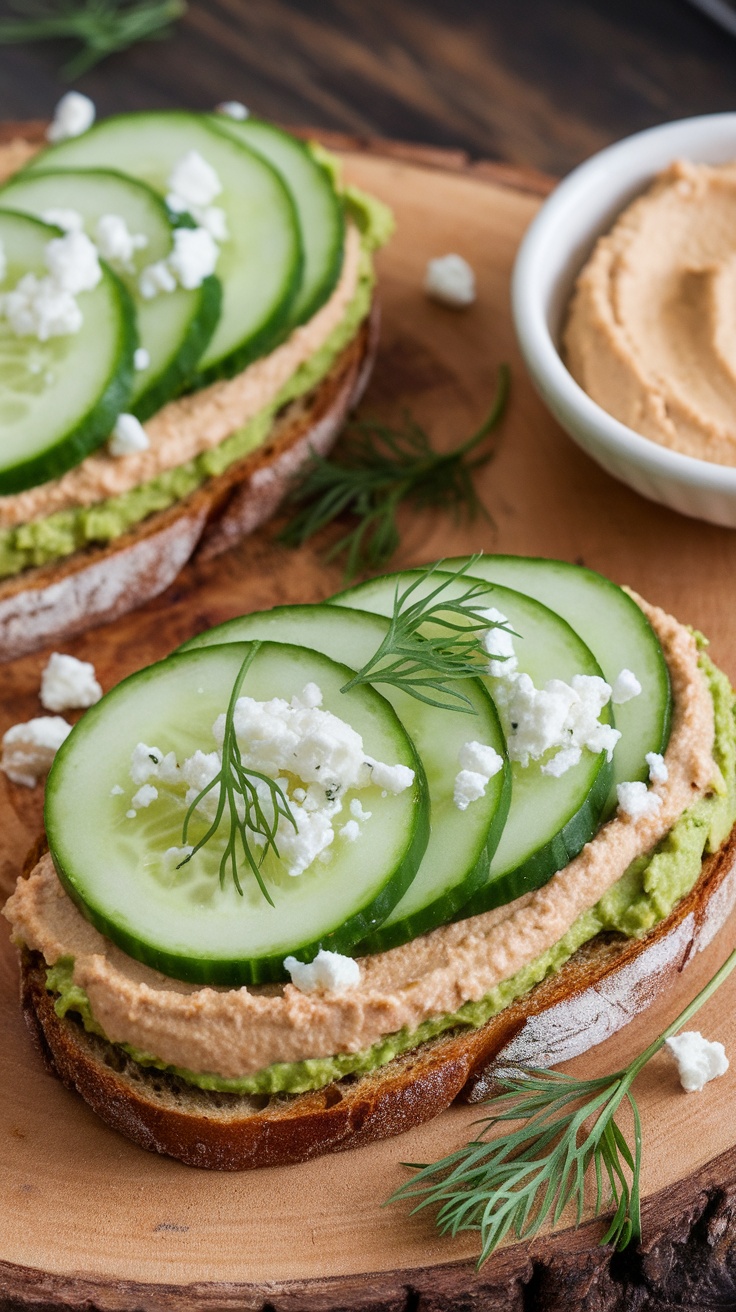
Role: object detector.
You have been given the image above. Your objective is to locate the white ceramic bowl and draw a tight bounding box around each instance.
[512,113,736,527]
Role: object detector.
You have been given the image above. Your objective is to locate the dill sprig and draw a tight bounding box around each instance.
[280,364,510,580]
[389,948,736,1264]
[341,558,515,712]
[0,0,186,78]
[178,643,296,902]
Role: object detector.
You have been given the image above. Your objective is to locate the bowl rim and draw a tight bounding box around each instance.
[511,112,736,492]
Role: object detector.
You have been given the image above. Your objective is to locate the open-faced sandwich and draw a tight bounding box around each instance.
[0,95,389,660]
[4,554,735,1168]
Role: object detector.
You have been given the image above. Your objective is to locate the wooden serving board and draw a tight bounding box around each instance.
[3,134,736,1312]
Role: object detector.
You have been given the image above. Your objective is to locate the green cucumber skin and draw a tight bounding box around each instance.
[178,603,511,950]
[333,568,613,914]
[208,115,345,327]
[27,111,304,384]
[444,553,673,813]
[132,273,222,420]
[0,221,137,495]
[45,642,431,986]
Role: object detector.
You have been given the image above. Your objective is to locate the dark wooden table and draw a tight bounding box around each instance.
[0,0,733,175]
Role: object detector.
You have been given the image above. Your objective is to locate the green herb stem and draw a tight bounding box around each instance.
[0,1,186,78]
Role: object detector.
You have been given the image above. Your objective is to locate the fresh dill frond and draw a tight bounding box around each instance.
[388,948,736,1264]
[280,364,510,580]
[178,643,296,902]
[0,0,186,78]
[341,557,515,712]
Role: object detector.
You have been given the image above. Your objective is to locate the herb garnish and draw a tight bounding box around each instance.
[389,948,736,1264]
[280,364,510,580]
[341,558,514,712]
[0,1,186,78]
[178,643,296,902]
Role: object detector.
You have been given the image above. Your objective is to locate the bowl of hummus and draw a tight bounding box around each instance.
[512,113,736,527]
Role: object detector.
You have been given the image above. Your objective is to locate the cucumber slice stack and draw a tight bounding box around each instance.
[44,553,676,990]
[0,210,135,494]
[0,108,350,496]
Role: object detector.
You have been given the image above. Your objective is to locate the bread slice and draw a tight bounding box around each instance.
[0,306,378,663]
[19,822,736,1170]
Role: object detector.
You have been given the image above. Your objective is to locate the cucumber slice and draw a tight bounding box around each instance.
[44,642,429,986]
[26,111,302,382]
[0,168,221,419]
[0,209,135,494]
[444,554,672,814]
[333,572,613,913]
[179,603,511,950]
[209,116,344,325]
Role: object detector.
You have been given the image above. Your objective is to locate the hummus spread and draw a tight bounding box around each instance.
[565,160,736,465]
[4,598,723,1084]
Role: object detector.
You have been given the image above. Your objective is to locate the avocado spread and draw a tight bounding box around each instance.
[45,650,736,1097]
[0,184,391,579]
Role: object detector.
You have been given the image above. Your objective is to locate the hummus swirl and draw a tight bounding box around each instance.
[564,160,736,465]
[0,224,363,530]
[3,598,716,1080]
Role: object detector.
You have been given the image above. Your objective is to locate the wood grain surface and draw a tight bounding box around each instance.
[0,0,734,176]
[3,142,736,1310]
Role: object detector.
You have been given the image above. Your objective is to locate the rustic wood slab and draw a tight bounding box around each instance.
[3,136,736,1311]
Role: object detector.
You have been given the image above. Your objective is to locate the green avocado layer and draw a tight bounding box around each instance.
[0,182,393,580]
[46,650,736,1097]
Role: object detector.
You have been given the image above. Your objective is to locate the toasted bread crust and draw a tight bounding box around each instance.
[18,823,736,1170]
[0,308,378,662]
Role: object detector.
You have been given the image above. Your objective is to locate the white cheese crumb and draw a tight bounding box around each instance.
[167,150,223,211]
[139,259,177,299]
[458,740,504,778]
[216,100,249,119]
[453,769,489,811]
[350,798,372,821]
[292,682,323,709]
[110,784,124,796]
[129,742,164,785]
[163,844,193,871]
[41,208,84,233]
[612,668,642,705]
[95,214,148,274]
[494,670,620,773]
[134,347,150,371]
[2,273,82,340]
[45,230,102,294]
[340,819,360,842]
[132,783,158,809]
[424,253,476,308]
[126,809,137,819]
[167,226,219,290]
[616,780,663,821]
[540,745,582,778]
[646,751,669,784]
[109,414,150,457]
[40,651,102,712]
[1,716,71,787]
[479,607,518,678]
[665,1031,729,1092]
[284,948,361,994]
[367,759,415,794]
[46,91,95,143]
[197,205,229,242]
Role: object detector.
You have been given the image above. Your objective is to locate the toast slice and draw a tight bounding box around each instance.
[19,821,736,1170]
[0,308,378,663]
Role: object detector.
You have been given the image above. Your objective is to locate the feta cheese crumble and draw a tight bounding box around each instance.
[95,214,148,274]
[340,819,360,842]
[479,608,518,678]
[45,230,102,294]
[41,208,84,233]
[665,1031,729,1092]
[166,150,228,242]
[616,780,662,821]
[1,716,71,787]
[134,347,150,371]
[454,739,504,810]
[284,949,361,994]
[2,274,82,341]
[612,668,642,705]
[46,92,95,144]
[109,414,150,457]
[132,783,158,809]
[139,260,177,299]
[216,100,249,120]
[424,253,476,308]
[168,226,219,289]
[646,751,669,784]
[40,652,102,712]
